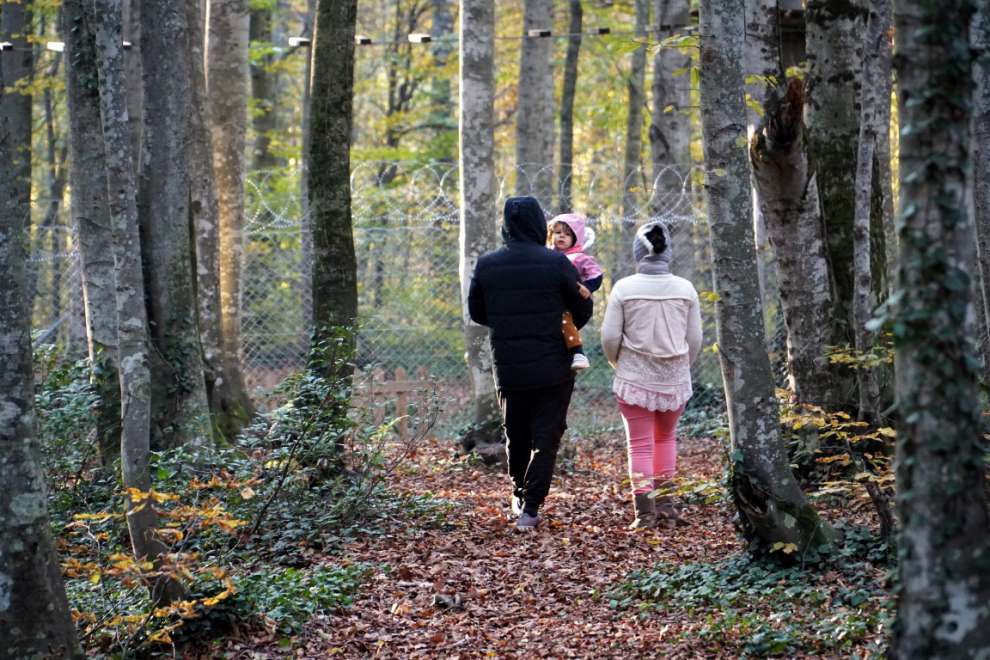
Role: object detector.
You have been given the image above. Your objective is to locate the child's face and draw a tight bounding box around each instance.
[551,223,576,251]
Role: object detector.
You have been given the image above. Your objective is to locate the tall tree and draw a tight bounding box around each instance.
[620,0,649,275]
[91,0,184,606]
[0,5,82,655]
[750,81,833,406]
[698,0,832,553]
[429,0,456,162]
[650,0,692,279]
[851,0,892,421]
[557,0,582,213]
[309,0,359,346]
[122,0,142,167]
[139,0,212,448]
[972,1,990,387]
[184,0,225,437]
[891,1,990,654]
[64,0,122,465]
[743,0,781,306]
[208,0,255,436]
[458,0,501,453]
[805,0,867,396]
[515,0,554,202]
[249,3,280,171]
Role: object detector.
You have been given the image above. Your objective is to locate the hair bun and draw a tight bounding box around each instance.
[645,225,667,254]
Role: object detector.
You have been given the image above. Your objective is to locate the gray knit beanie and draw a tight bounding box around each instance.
[633,221,672,267]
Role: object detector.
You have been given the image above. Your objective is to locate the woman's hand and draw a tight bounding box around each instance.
[577,283,591,299]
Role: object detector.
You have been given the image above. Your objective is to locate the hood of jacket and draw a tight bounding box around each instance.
[501,196,548,246]
[549,213,587,250]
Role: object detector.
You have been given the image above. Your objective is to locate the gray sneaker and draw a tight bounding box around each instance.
[515,511,539,531]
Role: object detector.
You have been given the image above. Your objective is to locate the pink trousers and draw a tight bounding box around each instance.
[617,398,685,494]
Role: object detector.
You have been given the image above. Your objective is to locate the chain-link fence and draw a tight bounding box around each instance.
[27,160,737,433]
[242,161,727,431]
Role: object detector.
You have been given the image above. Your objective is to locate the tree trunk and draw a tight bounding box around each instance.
[515,0,554,203]
[459,0,501,454]
[248,6,281,171]
[139,0,212,449]
[0,5,82,656]
[851,0,891,422]
[208,0,255,437]
[249,5,280,171]
[308,0,359,346]
[91,0,185,606]
[300,0,315,328]
[750,79,834,407]
[805,0,867,388]
[64,0,123,466]
[891,2,990,655]
[972,2,990,387]
[619,0,649,277]
[698,0,833,555]
[557,0,582,213]
[122,0,143,170]
[429,0,456,163]
[651,0,692,280]
[743,0,781,318]
[184,0,225,438]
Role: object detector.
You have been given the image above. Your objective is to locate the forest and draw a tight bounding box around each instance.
[1,0,988,657]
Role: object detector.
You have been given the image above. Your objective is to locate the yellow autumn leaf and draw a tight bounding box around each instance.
[148,629,173,645]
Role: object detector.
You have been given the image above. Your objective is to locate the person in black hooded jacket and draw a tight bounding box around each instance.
[468,196,593,530]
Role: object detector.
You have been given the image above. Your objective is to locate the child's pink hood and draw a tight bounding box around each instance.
[550,213,603,283]
[552,213,588,248]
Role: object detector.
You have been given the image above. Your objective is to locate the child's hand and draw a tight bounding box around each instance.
[577,283,591,299]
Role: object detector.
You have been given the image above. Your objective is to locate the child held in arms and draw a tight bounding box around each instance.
[548,213,604,371]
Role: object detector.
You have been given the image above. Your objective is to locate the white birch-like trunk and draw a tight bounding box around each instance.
[750,80,834,407]
[851,0,892,421]
[64,0,122,464]
[207,0,255,435]
[91,0,184,606]
[972,3,990,387]
[891,2,990,654]
[0,5,82,654]
[138,0,212,449]
[698,0,832,554]
[459,0,500,450]
[515,0,554,203]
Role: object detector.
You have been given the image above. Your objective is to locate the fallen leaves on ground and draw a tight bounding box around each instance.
[210,432,887,659]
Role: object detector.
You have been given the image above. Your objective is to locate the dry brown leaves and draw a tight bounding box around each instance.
[213,432,747,659]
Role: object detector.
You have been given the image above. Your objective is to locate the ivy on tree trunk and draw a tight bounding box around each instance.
[890,1,990,655]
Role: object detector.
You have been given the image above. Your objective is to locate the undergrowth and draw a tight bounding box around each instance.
[37,336,445,657]
[611,524,894,657]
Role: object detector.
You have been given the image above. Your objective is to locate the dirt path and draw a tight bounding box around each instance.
[294,434,742,658]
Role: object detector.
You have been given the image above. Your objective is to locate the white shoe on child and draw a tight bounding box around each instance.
[571,353,590,371]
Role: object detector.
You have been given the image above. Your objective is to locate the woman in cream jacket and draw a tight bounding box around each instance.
[601,221,702,529]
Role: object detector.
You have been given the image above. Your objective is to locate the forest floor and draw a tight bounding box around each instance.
[208,429,891,659]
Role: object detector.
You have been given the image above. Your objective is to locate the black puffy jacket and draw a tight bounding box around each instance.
[468,196,593,390]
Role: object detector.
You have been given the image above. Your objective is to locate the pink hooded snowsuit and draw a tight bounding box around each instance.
[549,213,604,285]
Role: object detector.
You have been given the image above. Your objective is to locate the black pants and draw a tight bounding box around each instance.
[497,377,575,514]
